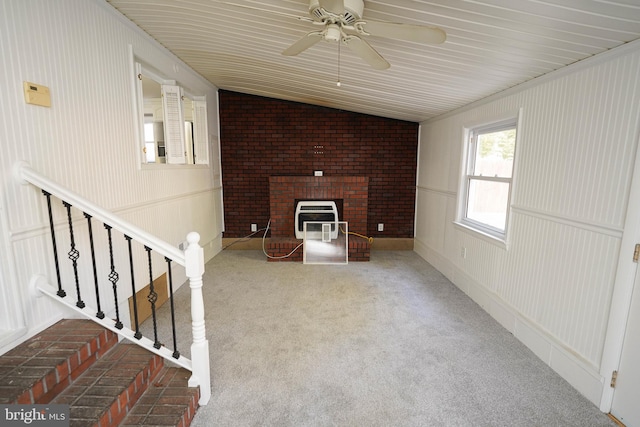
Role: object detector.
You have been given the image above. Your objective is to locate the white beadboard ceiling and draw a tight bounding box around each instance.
[106,0,640,122]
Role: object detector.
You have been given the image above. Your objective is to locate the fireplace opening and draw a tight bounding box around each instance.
[294,201,339,240]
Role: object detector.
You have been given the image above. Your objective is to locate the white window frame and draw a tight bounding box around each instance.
[456,112,521,246]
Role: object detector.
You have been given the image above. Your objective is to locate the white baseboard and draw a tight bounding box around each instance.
[0,312,67,357]
[0,327,28,356]
[204,234,223,261]
[413,239,605,407]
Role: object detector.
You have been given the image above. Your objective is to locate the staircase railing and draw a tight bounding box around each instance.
[13,161,211,405]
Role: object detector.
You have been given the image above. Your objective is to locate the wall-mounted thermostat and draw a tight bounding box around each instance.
[23,81,51,107]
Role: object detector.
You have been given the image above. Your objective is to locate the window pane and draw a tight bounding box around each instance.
[144,122,154,142]
[466,179,509,231]
[145,142,156,163]
[474,129,515,178]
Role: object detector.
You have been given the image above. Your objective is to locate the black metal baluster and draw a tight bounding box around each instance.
[42,191,65,298]
[145,246,162,349]
[104,225,123,329]
[126,235,142,340]
[84,213,104,319]
[165,257,180,359]
[63,201,84,308]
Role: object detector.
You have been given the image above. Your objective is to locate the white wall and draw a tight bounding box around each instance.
[415,42,640,406]
[0,0,223,353]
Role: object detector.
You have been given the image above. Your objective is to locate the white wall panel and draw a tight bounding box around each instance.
[500,211,619,365]
[417,124,453,191]
[414,188,448,252]
[415,43,640,401]
[513,58,640,228]
[0,0,222,349]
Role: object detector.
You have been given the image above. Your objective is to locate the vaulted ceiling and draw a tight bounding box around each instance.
[106,0,640,122]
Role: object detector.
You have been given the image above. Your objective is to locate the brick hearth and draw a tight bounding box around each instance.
[267,176,370,262]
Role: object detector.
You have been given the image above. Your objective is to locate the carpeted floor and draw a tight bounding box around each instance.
[142,250,617,427]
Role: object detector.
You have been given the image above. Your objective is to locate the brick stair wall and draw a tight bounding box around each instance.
[0,319,199,427]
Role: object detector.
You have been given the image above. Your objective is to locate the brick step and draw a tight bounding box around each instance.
[0,319,200,427]
[120,367,199,427]
[51,343,164,426]
[0,319,118,405]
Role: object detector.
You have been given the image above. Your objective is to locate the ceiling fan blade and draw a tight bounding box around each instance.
[318,0,344,15]
[357,20,446,44]
[343,36,390,70]
[282,31,324,56]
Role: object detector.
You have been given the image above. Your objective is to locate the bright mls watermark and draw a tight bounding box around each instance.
[1,405,69,426]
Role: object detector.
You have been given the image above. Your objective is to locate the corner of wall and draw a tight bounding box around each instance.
[203,233,223,263]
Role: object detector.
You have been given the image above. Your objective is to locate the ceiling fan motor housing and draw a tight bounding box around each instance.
[309,0,364,24]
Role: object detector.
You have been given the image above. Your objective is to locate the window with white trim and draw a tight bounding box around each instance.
[460,118,517,239]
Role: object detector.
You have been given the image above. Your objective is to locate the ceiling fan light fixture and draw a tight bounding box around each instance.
[325,24,341,42]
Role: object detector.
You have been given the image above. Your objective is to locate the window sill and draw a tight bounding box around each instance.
[453,221,509,251]
[140,163,209,171]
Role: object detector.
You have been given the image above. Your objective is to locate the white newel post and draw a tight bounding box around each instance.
[184,232,211,405]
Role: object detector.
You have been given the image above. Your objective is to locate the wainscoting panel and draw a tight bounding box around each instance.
[500,211,619,366]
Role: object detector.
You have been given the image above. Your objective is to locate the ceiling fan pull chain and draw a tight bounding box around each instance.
[337,38,342,87]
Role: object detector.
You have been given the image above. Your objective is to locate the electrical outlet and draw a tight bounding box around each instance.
[461,246,467,258]
[378,223,384,232]
[251,223,257,232]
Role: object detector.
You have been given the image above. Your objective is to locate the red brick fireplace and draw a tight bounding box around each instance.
[267,176,370,261]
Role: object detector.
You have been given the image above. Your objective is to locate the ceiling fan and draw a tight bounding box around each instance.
[282,0,446,70]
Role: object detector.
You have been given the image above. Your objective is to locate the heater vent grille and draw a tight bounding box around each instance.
[295,201,338,239]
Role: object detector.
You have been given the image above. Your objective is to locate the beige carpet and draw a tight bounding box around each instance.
[142,250,616,427]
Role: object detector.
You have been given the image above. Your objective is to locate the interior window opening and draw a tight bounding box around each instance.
[134,60,208,166]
